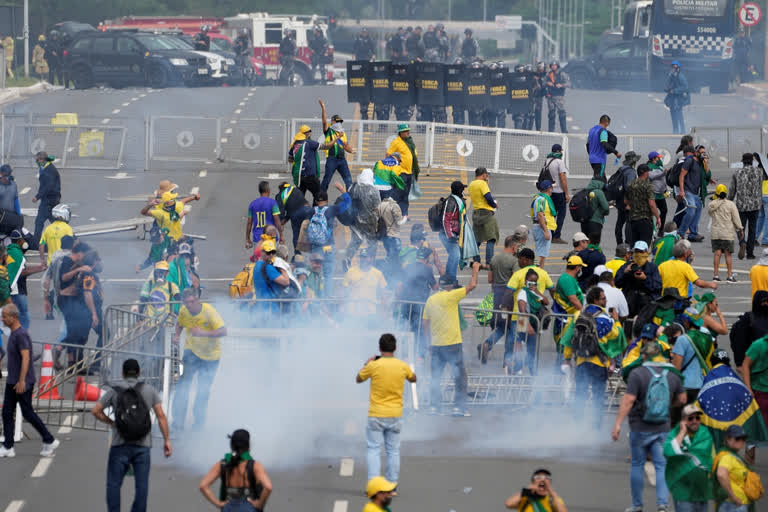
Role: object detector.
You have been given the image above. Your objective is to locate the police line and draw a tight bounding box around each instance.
[346,60,533,114]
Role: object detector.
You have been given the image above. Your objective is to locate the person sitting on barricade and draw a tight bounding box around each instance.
[139,261,181,318]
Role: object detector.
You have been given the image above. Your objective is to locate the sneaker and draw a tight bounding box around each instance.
[657,505,669,512]
[0,446,15,458]
[551,237,567,244]
[727,275,738,283]
[739,243,746,260]
[40,439,60,457]
[623,507,643,512]
[712,276,721,282]
[747,254,756,260]
[451,407,471,417]
[689,235,705,243]
[644,460,656,486]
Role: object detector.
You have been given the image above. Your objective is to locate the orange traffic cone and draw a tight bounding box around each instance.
[75,376,102,401]
[37,344,61,400]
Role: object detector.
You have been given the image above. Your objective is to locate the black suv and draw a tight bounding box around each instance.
[64,31,210,89]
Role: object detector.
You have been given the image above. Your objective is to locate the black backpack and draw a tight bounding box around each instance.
[569,188,594,223]
[537,158,555,189]
[605,166,629,202]
[113,383,152,443]
[572,311,604,360]
[666,160,684,188]
[428,197,447,232]
[730,312,754,367]
[335,184,357,227]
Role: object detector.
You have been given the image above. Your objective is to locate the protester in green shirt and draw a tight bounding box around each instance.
[654,222,680,265]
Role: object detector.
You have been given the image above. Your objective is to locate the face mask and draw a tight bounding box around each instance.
[331,122,343,132]
[155,275,165,283]
[633,252,649,266]
[526,281,537,289]
[381,497,392,507]
[20,241,28,251]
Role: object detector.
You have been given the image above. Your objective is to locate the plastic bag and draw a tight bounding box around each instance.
[408,181,422,201]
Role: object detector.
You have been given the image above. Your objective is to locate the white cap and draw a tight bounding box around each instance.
[593,264,609,276]
[572,232,588,243]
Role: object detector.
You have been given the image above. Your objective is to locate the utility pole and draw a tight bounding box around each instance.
[23,0,29,77]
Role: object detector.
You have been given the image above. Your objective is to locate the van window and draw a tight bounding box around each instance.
[71,38,90,51]
[117,37,141,54]
[92,37,114,54]
[265,22,282,44]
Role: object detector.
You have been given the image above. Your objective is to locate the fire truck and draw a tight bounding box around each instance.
[222,13,334,85]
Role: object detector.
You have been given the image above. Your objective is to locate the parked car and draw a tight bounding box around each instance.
[564,40,649,90]
[63,30,210,89]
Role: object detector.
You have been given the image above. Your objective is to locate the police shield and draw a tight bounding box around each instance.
[489,68,510,110]
[346,60,371,103]
[390,63,416,106]
[464,66,489,107]
[371,61,392,105]
[444,64,465,106]
[508,71,532,116]
[416,62,445,106]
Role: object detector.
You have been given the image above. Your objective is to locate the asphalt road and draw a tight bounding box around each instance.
[0,83,766,511]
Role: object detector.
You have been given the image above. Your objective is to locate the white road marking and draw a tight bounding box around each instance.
[250,87,257,92]
[234,109,242,114]
[653,98,662,103]
[57,415,74,434]
[139,93,147,98]
[199,170,208,177]
[220,137,228,143]
[239,102,246,106]
[31,458,53,478]
[112,109,120,114]
[105,172,132,180]
[122,102,130,107]
[571,125,581,130]
[230,120,237,124]
[19,187,30,195]
[190,186,200,196]
[4,500,24,512]
[247,92,254,97]
[332,501,348,512]
[339,458,354,477]
[131,97,139,101]
[101,118,110,124]
[225,128,233,134]
[566,116,573,122]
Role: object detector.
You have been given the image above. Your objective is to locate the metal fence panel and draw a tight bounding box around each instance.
[625,134,684,167]
[430,123,497,171]
[150,115,220,162]
[725,127,763,167]
[691,127,729,168]
[566,132,632,177]
[222,118,289,164]
[6,123,71,169]
[497,129,567,175]
[60,125,126,170]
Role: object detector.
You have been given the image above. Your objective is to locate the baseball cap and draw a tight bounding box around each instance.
[309,251,324,261]
[366,476,397,498]
[682,404,702,417]
[538,179,553,191]
[566,255,587,267]
[615,243,630,257]
[593,264,609,276]
[331,114,344,123]
[726,425,747,439]
[640,323,657,340]
[451,180,466,195]
[715,183,727,196]
[671,60,681,67]
[633,240,649,252]
[9,229,23,240]
[122,358,140,377]
[648,151,661,160]
[551,144,563,153]
[262,239,277,253]
[572,232,589,243]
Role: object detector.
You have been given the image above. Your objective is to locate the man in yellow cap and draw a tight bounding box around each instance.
[364,476,397,512]
[289,124,341,205]
[708,182,742,283]
[139,261,180,317]
[140,190,200,243]
[385,124,418,222]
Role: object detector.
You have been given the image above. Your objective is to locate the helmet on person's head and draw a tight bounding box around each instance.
[536,61,546,69]
[240,28,248,35]
[200,25,209,32]
[454,57,463,65]
[550,60,560,68]
[523,64,533,73]
[51,204,71,223]
[514,64,524,73]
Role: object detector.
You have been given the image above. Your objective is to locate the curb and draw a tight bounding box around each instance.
[0,81,52,105]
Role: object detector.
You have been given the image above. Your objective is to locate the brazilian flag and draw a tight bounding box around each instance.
[373,156,405,190]
[291,140,321,187]
[621,337,676,381]
[696,364,768,447]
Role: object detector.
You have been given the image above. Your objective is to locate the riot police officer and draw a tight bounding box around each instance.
[234,29,252,85]
[44,30,64,86]
[309,26,329,83]
[354,28,375,61]
[405,26,425,62]
[510,64,527,129]
[437,24,450,63]
[423,25,440,62]
[527,61,546,131]
[451,58,466,125]
[546,60,569,133]
[386,27,405,60]
[461,28,479,60]
[194,25,211,51]
[466,59,485,127]
[483,62,499,128]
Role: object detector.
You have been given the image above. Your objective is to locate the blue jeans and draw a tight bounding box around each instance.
[573,362,608,429]
[512,328,537,374]
[678,192,702,239]
[674,501,708,512]
[366,416,402,482]
[629,431,669,508]
[551,192,567,239]
[107,444,151,512]
[321,157,352,192]
[32,198,56,249]
[171,350,219,430]
[670,107,686,134]
[223,499,258,511]
[501,324,519,368]
[311,245,335,297]
[756,195,768,244]
[719,503,748,512]
[430,344,467,409]
[439,231,460,284]
[11,294,29,330]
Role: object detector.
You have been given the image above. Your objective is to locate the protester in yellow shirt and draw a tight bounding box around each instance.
[39,204,73,265]
[141,191,201,242]
[468,167,500,265]
[506,248,555,300]
[605,244,630,277]
[423,261,480,417]
[357,334,417,484]
[715,425,755,509]
[658,241,717,298]
[343,248,387,315]
[171,289,226,431]
[505,468,568,512]
[531,180,557,267]
[363,477,398,512]
[386,124,419,222]
[750,249,768,298]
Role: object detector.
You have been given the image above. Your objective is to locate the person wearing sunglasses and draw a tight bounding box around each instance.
[663,404,714,512]
[504,468,567,511]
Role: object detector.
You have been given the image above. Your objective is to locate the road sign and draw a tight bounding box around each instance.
[30,138,46,154]
[456,139,474,157]
[522,144,540,162]
[79,131,104,157]
[243,133,261,149]
[739,2,761,26]
[177,131,194,148]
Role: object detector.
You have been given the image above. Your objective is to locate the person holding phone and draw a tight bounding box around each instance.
[505,468,567,511]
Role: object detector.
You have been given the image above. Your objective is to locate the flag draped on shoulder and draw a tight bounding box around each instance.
[696,363,768,446]
[621,338,675,381]
[291,140,320,186]
[373,156,405,191]
[663,423,714,502]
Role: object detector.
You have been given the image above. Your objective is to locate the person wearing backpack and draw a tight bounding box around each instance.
[540,144,570,244]
[714,425,764,512]
[91,358,172,512]
[647,152,669,236]
[581,176,609,238]
[439,181,468,286]
[199,429,273,511]
[612,339,687,512]
[308,183,350,298]
[531,180,557,268]
[676,146,706,243]
[625,164,662,247]
[586,114,622,178]
[612,152,640,246]
[667,320,708,424]
[561,286,627,429]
